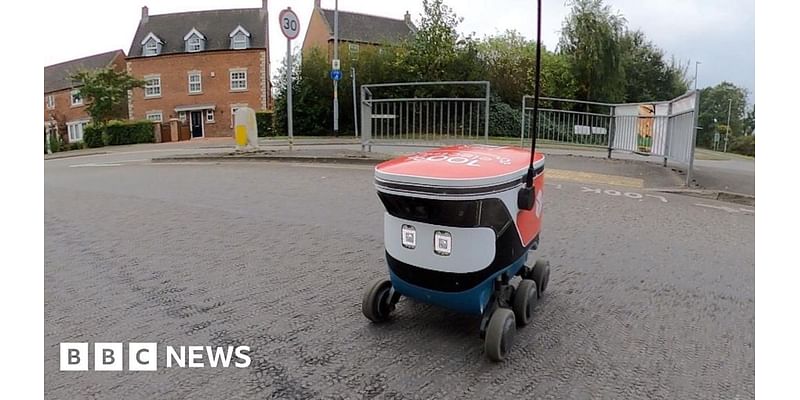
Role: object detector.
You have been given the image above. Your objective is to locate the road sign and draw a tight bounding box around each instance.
[279,8,300,40]
[330,70,342,81]
[332,59,341,70]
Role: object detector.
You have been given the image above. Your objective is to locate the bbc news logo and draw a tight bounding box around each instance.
[60,342,251,371]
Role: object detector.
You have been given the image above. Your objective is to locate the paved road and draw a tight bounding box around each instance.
[45,154,754,399]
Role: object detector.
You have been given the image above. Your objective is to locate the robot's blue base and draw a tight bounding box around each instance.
[388,254,529,316]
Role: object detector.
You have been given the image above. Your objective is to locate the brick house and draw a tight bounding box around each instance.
[44,50,127,144]
[126,2,271,139]
[301,0,416,61]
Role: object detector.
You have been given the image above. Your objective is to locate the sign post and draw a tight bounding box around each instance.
[279,7,300,150]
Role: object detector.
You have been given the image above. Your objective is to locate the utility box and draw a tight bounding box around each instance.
[234,107,259,151]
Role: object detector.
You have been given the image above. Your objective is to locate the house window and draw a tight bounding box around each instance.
[232,33,248,49]
[144,40,159,56]
[187,37,202,52]
[67,121,87,142]
[144,76,161,98]
[230,70,247,91]
[146,112,163,122]
[70,90,83,106]
[188,73,202,94]
[46,95,55,110]
[206,109,215,123]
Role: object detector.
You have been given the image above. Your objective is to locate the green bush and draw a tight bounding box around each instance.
[105,120,155,145]
[256,111,274,137]
[47,132,61,154]
[83,124,106,148]
[488,98,521,137]
[68,142,85,151]
[729,135,755,157]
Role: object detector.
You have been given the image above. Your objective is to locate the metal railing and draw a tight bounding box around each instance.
[360,81,490,151]
[521,96,615,150]
[521,92,700,185]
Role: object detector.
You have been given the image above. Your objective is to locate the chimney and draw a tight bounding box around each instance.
[404,10,411,24]
[141,6,149,23]
[261,0,268,16]
[314,0,321,9]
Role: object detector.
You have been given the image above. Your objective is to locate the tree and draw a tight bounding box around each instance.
[558,0,626,103]
[619,30,689,102]
[71,68,144,125]
[696,82,748,148]
[742,105,755,136]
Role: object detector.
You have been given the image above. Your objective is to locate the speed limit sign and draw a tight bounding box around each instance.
[279,8,300,40]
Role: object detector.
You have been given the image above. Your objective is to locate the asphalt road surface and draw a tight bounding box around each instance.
[44,153,754,399]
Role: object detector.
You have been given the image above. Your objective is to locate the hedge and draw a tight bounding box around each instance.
[105,120,155,145]
[83,124,105,148]
[729,135,755,157]
[256,111,274,137]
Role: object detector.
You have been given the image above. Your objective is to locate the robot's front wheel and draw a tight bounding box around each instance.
[362,278,397,323]
[484,308,516,362]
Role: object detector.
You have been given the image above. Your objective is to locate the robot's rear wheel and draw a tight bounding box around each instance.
[529,259,551,297]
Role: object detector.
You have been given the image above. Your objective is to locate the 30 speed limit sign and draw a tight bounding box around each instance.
[279,8,300,40]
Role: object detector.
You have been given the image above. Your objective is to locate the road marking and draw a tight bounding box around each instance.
[581,186,668,203]
[696,203,755,214]
[547,169,644,188]
[69,163,122,168]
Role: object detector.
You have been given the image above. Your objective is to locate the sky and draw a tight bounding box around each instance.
[41,0,755,103]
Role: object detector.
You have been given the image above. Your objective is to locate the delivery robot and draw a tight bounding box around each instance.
[363,144,550,361]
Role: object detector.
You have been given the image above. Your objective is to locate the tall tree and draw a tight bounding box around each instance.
[696,82,748,148]
[71,67,144,125]
[619,30,689,102]
[558,0,626,103]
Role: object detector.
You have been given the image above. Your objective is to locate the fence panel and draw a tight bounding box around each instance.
[360,81,490,151]
[521,96,614,149]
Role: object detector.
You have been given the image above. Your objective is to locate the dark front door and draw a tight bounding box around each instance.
[190,111,203,138]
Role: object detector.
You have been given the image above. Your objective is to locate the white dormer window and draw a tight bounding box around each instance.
[184,28,206,53]
[229,25,251,50]
[232,34,247,49]
[188,37,202,52]
[141,32,164,56]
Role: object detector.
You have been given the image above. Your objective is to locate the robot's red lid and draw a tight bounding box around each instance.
[375,144,545,188]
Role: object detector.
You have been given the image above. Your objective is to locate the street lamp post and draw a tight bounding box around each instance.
[687,60,701,187]
[333,0,339,136]
[724,98,732,152]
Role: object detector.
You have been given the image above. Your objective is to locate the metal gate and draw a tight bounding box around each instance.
[521,91,700,184]
[360,81,490,151]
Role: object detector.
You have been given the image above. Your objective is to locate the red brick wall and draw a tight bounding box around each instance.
[127,49,270,138]
[44,51,128,143]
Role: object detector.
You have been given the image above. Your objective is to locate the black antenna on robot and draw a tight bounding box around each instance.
[525,0,543,189]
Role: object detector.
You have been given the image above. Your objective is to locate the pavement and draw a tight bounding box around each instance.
[45,143,754,399]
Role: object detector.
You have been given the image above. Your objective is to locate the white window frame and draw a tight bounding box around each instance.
[70,90,83,106]
[46,95,55,110]
[67,120,88,143]
[145,112,163,122]
[232,33,248,49]
[230,69,248,91]
[143,40,159,56]
[188,72,202,94]
[144,75,161,98]
[187,36,202,52]
[206,109,215,123]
